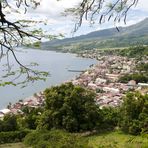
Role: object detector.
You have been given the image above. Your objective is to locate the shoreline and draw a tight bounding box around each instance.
[0,50,96,110]
[1,49,147,116]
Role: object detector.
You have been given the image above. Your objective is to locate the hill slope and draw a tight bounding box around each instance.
[42,18,148,51]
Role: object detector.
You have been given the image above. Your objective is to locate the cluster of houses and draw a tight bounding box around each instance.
[0,54,147,119]
[72,55,148,108]
[0,92,44,120]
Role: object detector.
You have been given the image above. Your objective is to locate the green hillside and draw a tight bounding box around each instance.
[41,18,148,52]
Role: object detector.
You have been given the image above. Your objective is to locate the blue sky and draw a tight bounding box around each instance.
[5,0,148,38]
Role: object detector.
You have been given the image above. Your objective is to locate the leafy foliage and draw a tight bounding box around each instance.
[0,130,30,144]
[136,63,148,73]
[38,82,101,132]
[0,84,148,147]
[118,46,148,58]
[18,107,43,130]
[119,92,148,135]
[119,73,148,83]
[24,130,89,148]
[88,131,148,148]
[100,107,119,130]
[0,114,18,132]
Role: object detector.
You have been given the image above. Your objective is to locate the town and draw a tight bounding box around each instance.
[0,50,148,119]
[72,54,148,108]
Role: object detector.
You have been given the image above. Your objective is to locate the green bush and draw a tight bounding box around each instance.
[0,130,31,144]
[136,63,148,73]
[24,130,89,148]
[118,46,148,58]
[0,114,18,132]
[119,73,148,83]
[100,107,119,130]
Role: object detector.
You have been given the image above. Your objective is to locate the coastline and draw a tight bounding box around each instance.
[1,48,148,117]
[0,49,97,110]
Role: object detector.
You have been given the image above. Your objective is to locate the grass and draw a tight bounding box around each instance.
[0,131,147,148]
[0,143,27,148]
[87,131,148,148]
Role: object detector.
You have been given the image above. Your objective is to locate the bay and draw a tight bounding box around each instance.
[0,48,96,109]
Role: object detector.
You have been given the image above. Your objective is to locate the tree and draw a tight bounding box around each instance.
[38,82,101,132]
[101,107,119,130]
[0,114,18,132]
[18,106,43,130]
[119,91,148,135]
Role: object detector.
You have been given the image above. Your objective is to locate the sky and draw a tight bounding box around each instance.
[5,0,148,38]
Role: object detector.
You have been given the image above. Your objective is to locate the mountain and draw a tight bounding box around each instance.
[41,18,148,51]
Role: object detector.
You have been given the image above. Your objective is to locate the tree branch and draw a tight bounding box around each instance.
[65,0,139,32]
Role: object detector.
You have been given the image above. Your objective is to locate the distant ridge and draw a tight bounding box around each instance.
[42,18,148,50]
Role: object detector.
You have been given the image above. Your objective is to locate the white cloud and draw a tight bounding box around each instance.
[31,0,148,37]
[135,0,148,12]
[5,0,148,37]
[34,0,80,15]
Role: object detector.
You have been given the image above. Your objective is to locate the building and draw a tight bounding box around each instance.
[0,109,11,120]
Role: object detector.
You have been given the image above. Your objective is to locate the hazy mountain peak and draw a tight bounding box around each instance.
[42,18,148,49]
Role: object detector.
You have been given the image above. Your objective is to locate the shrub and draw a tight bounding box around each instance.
[0,130,31,144]
[24,130,89,148]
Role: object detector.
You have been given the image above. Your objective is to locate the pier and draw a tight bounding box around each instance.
[68,70,85,72]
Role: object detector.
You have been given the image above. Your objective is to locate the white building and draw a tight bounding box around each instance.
[0,109,11,120]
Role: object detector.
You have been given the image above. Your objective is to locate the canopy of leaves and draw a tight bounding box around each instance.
[38,82,101,132]
[0,114,18,132]
[119,73,148,83]
[117,46,148,58]
[119,92,148,135]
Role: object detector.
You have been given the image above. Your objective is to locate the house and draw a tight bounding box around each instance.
[105,74,119,81]
[103,87,120,94]
[95,78,107,85]
[0,109,10,114]
[88,82,97,90]
[138,83,148,88]
[0,109,11,120]
[128,80,137,86]
[127,80,137,89]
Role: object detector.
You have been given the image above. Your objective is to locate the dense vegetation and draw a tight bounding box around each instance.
[117,46,148,58]
[88,131,148,148]
[116,46,148,84]
[136,63,148,73]
[1,131,148,148]
[0,114,18,132]
[38,82,101,132]
[41,19,148,52]
[119,73,148,83]
[19,107,43,130]
[119,92,148,135]
[0,130,30,144]
[0,83,147,147]
[24,130,88,148]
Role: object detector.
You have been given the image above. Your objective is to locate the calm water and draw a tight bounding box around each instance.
[0,48,96,109]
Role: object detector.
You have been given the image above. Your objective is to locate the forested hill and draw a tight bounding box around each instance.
[42,18,148,51]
